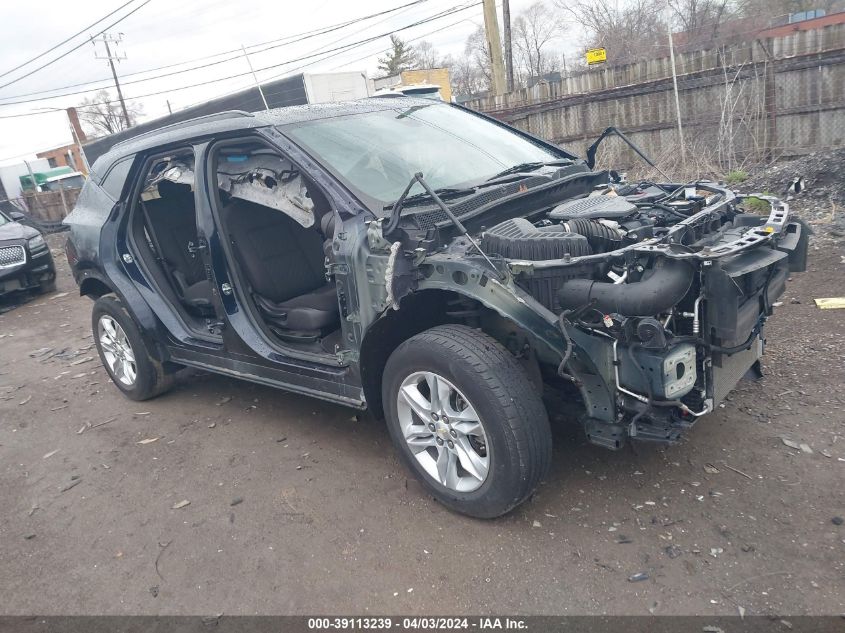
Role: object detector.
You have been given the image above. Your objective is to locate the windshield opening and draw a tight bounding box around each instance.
[282,103,568,211]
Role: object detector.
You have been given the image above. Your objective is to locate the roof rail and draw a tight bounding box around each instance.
[110,110,255,151]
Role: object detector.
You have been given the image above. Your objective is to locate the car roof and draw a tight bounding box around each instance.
[90,97,441,178]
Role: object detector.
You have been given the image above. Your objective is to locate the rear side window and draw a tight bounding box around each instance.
[101,156,134,200]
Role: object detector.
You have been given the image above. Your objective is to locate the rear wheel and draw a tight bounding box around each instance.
[383,325,552,518]
[92,294,173,401]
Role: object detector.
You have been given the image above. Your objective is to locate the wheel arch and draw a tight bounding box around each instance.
[82,270,170,365]
[359,280,565,420]
[359,289,454,420]
[79,273,114,299]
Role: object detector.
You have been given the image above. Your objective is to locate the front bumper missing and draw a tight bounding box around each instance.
[578,200,804,449]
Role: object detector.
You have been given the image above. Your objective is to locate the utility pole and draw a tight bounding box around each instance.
[92,33,131,129]
[482,0,506,96]
[502,0,514,92]
[65,107,90,174]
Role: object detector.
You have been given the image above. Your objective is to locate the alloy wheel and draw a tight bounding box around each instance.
[396,371,490,492]
[98,315,137,387]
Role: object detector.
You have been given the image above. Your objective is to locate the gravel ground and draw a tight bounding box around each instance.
[0,224,843,616]
[739,148,845,237]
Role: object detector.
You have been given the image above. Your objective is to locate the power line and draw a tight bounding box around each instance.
[174,0,435,113]
[329,15,475,72]
[0,0,154,92]
[0,25,330,102]
[0,0,432,105]
[2,2,480,113]
[165,1,479,96]
[257,0,456,86]
[0,0,137,80]
[0,109,66,120]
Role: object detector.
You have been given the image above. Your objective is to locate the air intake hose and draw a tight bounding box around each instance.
[557,257,694,316]
[561,218,622,253]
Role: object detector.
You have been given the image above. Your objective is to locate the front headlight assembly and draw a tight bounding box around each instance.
[27,234,45,250]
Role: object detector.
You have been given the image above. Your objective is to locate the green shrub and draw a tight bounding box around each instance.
[725,170,749,185]
[743,194,773,214]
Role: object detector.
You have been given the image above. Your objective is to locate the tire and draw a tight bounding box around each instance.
[92,294,173,401]
[39,279,57,294]
[382,325,552,518]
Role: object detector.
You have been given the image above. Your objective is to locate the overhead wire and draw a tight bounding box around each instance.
[0,0,433,104]
[171,0,434,113]
[258,0,475,86]
[0,0,137,81]
[3,2,481,114]
[0,0,155,92]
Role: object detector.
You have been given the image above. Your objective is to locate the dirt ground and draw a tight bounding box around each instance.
[1,227,843,617]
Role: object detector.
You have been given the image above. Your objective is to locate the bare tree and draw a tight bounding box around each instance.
[556,0,668,66]
[512,1,565,82]
[413,41,442,69]
[668,0,738,49]
[377,34,417,76]
[465,24,493,90]
[448,52,488,97]
[77,89,142,137]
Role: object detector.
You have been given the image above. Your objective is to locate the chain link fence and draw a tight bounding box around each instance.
[1,188,80,233]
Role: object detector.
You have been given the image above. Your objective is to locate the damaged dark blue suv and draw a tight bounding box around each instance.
[64,98,809,517]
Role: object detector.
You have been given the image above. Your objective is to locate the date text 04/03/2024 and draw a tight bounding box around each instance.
[307,617,527,630]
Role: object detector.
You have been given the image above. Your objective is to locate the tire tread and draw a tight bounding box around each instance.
[386,324,552,517]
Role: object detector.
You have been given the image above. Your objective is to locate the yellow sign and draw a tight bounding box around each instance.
[586,48,607,65]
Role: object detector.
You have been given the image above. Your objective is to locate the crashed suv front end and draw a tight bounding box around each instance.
[529,183,806,447]
[370,168,808,449]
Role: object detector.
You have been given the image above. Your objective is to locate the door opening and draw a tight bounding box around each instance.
[129,148,219,338]
[210,140,342,357]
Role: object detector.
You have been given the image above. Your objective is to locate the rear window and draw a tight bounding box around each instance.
[101,156,134,200]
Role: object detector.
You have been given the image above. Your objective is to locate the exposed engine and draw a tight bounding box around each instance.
[384,169,809,448]
[478,186,725,316]
[471,181,808,445]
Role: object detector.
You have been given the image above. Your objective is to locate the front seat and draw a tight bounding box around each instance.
[223,199,339,335]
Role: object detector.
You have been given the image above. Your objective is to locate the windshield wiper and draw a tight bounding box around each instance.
[487,159,572,181]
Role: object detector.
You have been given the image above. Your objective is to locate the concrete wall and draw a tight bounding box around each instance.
[465,23,845,172]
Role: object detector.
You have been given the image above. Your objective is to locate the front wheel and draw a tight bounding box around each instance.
[382,325,552,518]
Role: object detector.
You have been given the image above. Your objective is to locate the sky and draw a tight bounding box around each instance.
[0,0,566,168]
